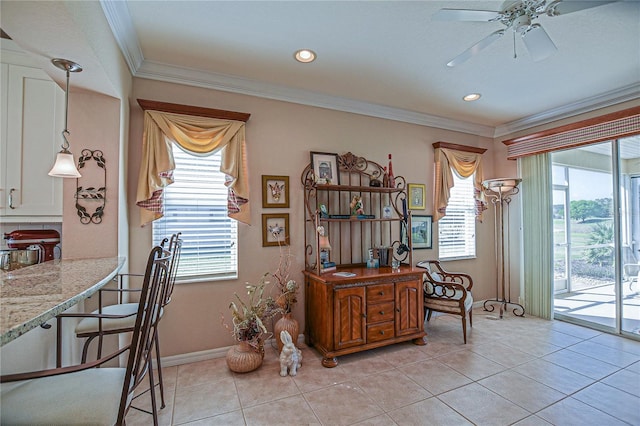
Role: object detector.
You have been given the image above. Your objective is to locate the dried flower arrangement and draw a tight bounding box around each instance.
[222,274,281,351]
[272,244,299,314]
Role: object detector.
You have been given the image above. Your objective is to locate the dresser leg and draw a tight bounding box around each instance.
[322,356,338,368]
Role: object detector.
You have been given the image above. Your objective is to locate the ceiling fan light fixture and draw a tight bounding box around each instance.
[294,49,316,63]
[512,14,532,33]
[463,93,481,102]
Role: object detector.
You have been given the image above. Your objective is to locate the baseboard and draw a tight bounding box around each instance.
[156,334,305,368]
[158,346,228,368]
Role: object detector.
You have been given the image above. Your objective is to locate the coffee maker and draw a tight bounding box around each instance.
[4,229,61,262]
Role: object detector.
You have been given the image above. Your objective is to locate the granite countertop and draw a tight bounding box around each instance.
[0,256,125,346]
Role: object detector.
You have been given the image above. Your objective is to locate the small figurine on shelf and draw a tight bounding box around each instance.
[319,203,329,219]
[350,195,364,216]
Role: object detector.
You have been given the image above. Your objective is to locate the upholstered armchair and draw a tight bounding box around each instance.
[417,260,473,344]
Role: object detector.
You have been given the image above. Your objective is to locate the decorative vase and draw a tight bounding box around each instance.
[274,313,300,353]
[225,340,263,373]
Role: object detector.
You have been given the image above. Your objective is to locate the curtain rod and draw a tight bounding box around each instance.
[137,99,250,122]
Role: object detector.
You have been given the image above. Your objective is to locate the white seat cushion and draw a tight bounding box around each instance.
[463,291,473,311]
[75,303,138,334]
[1,368,126,425]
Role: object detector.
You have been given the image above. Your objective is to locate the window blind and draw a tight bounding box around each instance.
[438,172,476,259]
[153,144,238,281]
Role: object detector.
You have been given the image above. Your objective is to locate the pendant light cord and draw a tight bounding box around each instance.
[61,67,71,152]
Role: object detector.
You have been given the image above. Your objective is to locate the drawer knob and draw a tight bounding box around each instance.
[379,311,385,315]
[380,330,385,335]
[379,291,384,296]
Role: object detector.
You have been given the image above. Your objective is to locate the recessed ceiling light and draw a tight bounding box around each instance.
[463,93,481,102]
[294,49,316,63]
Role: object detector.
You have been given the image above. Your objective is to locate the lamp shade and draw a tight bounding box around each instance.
[48,151,81,178]
[319,235,332,250]
[482,178,521,193]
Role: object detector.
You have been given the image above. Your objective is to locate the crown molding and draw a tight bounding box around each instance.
[494,83,640,138]
[136,60,496,137]
[100,0,143,74]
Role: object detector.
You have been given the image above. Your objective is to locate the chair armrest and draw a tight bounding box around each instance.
[423,279,469,301]
[428,260,474,291]
[441,272,473,291]
[1,345,129,383]
[99,288,142,293]
[56,311,136,320]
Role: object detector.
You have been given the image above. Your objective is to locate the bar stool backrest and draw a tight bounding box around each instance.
[117,245,172,423]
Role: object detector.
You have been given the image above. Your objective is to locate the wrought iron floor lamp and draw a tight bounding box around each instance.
[482,178,525,318]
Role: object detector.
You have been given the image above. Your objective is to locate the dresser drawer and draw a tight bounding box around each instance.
[366,301,395,323]
[367,322,394,342]
[366,283,394,303]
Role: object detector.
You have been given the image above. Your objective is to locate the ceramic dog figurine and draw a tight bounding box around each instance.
[279,330,302,377]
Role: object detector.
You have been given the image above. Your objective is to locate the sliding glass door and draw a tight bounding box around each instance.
[552,136,640,337]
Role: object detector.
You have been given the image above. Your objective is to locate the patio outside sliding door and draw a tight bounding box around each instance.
[551,137,640,338]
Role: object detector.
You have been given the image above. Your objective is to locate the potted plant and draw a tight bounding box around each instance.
[222,276,281,373]
[272,245,300,352]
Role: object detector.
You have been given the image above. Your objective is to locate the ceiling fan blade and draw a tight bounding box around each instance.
[522,24,558,62]
[446,30,506,67]
[546,0,617,16]
[432,8,501,22]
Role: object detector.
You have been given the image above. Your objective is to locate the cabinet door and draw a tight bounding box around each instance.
[0,63,7,212]
[395,279,422,336]
[334,286,366,350]
[2,64,63,217]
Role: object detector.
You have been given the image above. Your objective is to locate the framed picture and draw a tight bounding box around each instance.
[262,213,290,247]
[310,152,340,185]
[401,215,432,249]
[408,183,426,210]
[262,175,290,208]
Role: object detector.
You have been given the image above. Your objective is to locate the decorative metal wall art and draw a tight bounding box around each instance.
[75,149,106,224]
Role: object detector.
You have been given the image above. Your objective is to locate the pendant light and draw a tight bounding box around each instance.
[48,58,82,178]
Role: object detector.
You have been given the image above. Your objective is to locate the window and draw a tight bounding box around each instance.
[438,172,476,259]
[153,143,238,282]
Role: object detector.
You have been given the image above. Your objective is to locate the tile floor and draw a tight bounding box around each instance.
[127,309,640,425]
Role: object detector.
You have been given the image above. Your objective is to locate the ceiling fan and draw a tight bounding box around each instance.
[433,0,616,67]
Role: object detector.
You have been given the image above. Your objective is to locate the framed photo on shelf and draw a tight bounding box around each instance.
[262,213,290,247]
[401,215,432,249]
[262,175,290,208]
[408,183,426,210]
[310,152,340,185]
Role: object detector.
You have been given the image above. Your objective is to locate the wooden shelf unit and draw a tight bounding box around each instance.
[301,152,425,367]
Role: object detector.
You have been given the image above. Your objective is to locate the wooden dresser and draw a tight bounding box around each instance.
[304,265,425,367]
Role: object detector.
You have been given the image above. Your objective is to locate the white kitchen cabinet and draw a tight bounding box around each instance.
[0,62,64,220]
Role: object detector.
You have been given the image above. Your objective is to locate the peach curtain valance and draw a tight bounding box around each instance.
[433,146,486,222]
[136,110,250,226]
